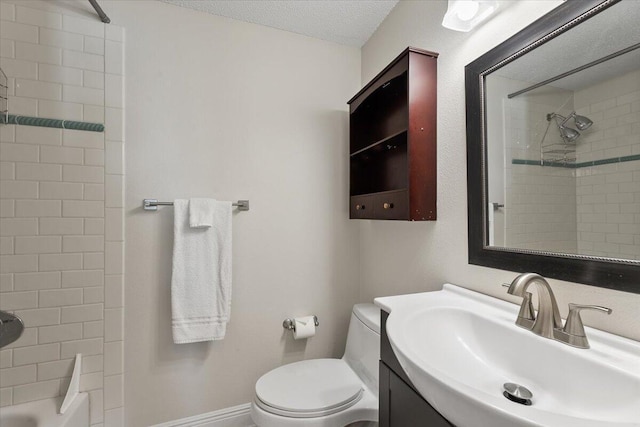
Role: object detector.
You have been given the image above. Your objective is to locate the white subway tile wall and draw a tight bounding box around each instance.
[504,96,579,253]
[500,71,639,258]
[575,70,640,260]
[0,3,124,425]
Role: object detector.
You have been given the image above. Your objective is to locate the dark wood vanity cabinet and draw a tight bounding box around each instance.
[348,47,438,221]
[380,310,454,427]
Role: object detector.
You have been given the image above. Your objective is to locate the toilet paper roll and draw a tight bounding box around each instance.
[293,316,316,340]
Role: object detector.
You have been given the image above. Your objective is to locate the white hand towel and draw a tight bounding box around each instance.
[171,199,233,344]
[189,198,215,228]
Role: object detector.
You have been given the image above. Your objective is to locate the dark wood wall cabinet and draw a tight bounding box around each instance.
[348,47,438,221]
[380,310,454,426]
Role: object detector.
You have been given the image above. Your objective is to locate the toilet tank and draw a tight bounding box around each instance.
[343,303,381,397]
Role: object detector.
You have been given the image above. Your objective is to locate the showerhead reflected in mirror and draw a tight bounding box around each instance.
[558,124,580,142]
[466,0,640,292]
[546,111,594,144]
[572,113,593,131]
[481,0,640,262]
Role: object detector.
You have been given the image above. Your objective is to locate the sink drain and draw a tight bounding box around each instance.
[503,382,532,406]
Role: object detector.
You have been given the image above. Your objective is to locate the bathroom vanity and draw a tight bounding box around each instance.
[375,284,640,427]
[379,310,453,426]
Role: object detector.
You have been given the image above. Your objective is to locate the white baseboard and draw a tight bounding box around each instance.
[151,403,255,427]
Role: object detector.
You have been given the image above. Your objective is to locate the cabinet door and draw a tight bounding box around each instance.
[381,361,454,427]
[373,190,408,220]
[380,362,391,427]
[350,195,374,219]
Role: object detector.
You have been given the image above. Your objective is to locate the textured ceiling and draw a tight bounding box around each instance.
[159,0,399,47]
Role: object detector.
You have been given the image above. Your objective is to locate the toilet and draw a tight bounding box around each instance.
[250,303,380,427]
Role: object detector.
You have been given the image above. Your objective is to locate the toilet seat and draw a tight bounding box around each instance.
[255,359,364,418]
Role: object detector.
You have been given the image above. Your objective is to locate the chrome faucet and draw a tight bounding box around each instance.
[507,273,562,339]
[505,273,612,349]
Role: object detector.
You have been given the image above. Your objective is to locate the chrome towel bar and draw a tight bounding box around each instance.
[143,199,250,211]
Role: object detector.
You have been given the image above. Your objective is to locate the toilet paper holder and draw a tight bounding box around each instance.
[283,316,319,331]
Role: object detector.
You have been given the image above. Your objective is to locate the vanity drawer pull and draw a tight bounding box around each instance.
[356,204,365,210]
[383,202,394,209]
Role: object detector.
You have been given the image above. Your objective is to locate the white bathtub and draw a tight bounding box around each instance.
[0,393,89,427]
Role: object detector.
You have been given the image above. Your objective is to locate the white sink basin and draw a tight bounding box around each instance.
[375,284,640,427]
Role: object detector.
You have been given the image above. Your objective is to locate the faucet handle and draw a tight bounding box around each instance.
[559,304,612,349]
[564,304,612,335]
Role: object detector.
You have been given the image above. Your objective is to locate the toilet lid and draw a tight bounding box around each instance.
[255,359,363,416]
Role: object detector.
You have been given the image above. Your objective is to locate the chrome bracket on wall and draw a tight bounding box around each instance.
[88,0,111,23]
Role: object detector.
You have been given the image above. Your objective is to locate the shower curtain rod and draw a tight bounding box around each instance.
[507,42,640,99]
[88,0,110,24]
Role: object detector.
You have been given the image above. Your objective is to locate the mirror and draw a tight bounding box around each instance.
[466,0,640,293]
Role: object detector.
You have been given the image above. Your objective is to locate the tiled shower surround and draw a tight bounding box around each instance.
[503,91,579,253]
[574,70,640,260]
[502,70,639,260]
[0,2,125,425]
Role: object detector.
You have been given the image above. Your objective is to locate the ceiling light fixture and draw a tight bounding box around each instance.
[442,0,499,32]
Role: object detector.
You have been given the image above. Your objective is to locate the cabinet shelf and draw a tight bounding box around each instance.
[350,132,408,196]
[348,47,438,221]
[352,188,408,198]
[350,129,408,157]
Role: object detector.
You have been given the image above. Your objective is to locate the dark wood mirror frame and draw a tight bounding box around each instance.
[465,0,640,294]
